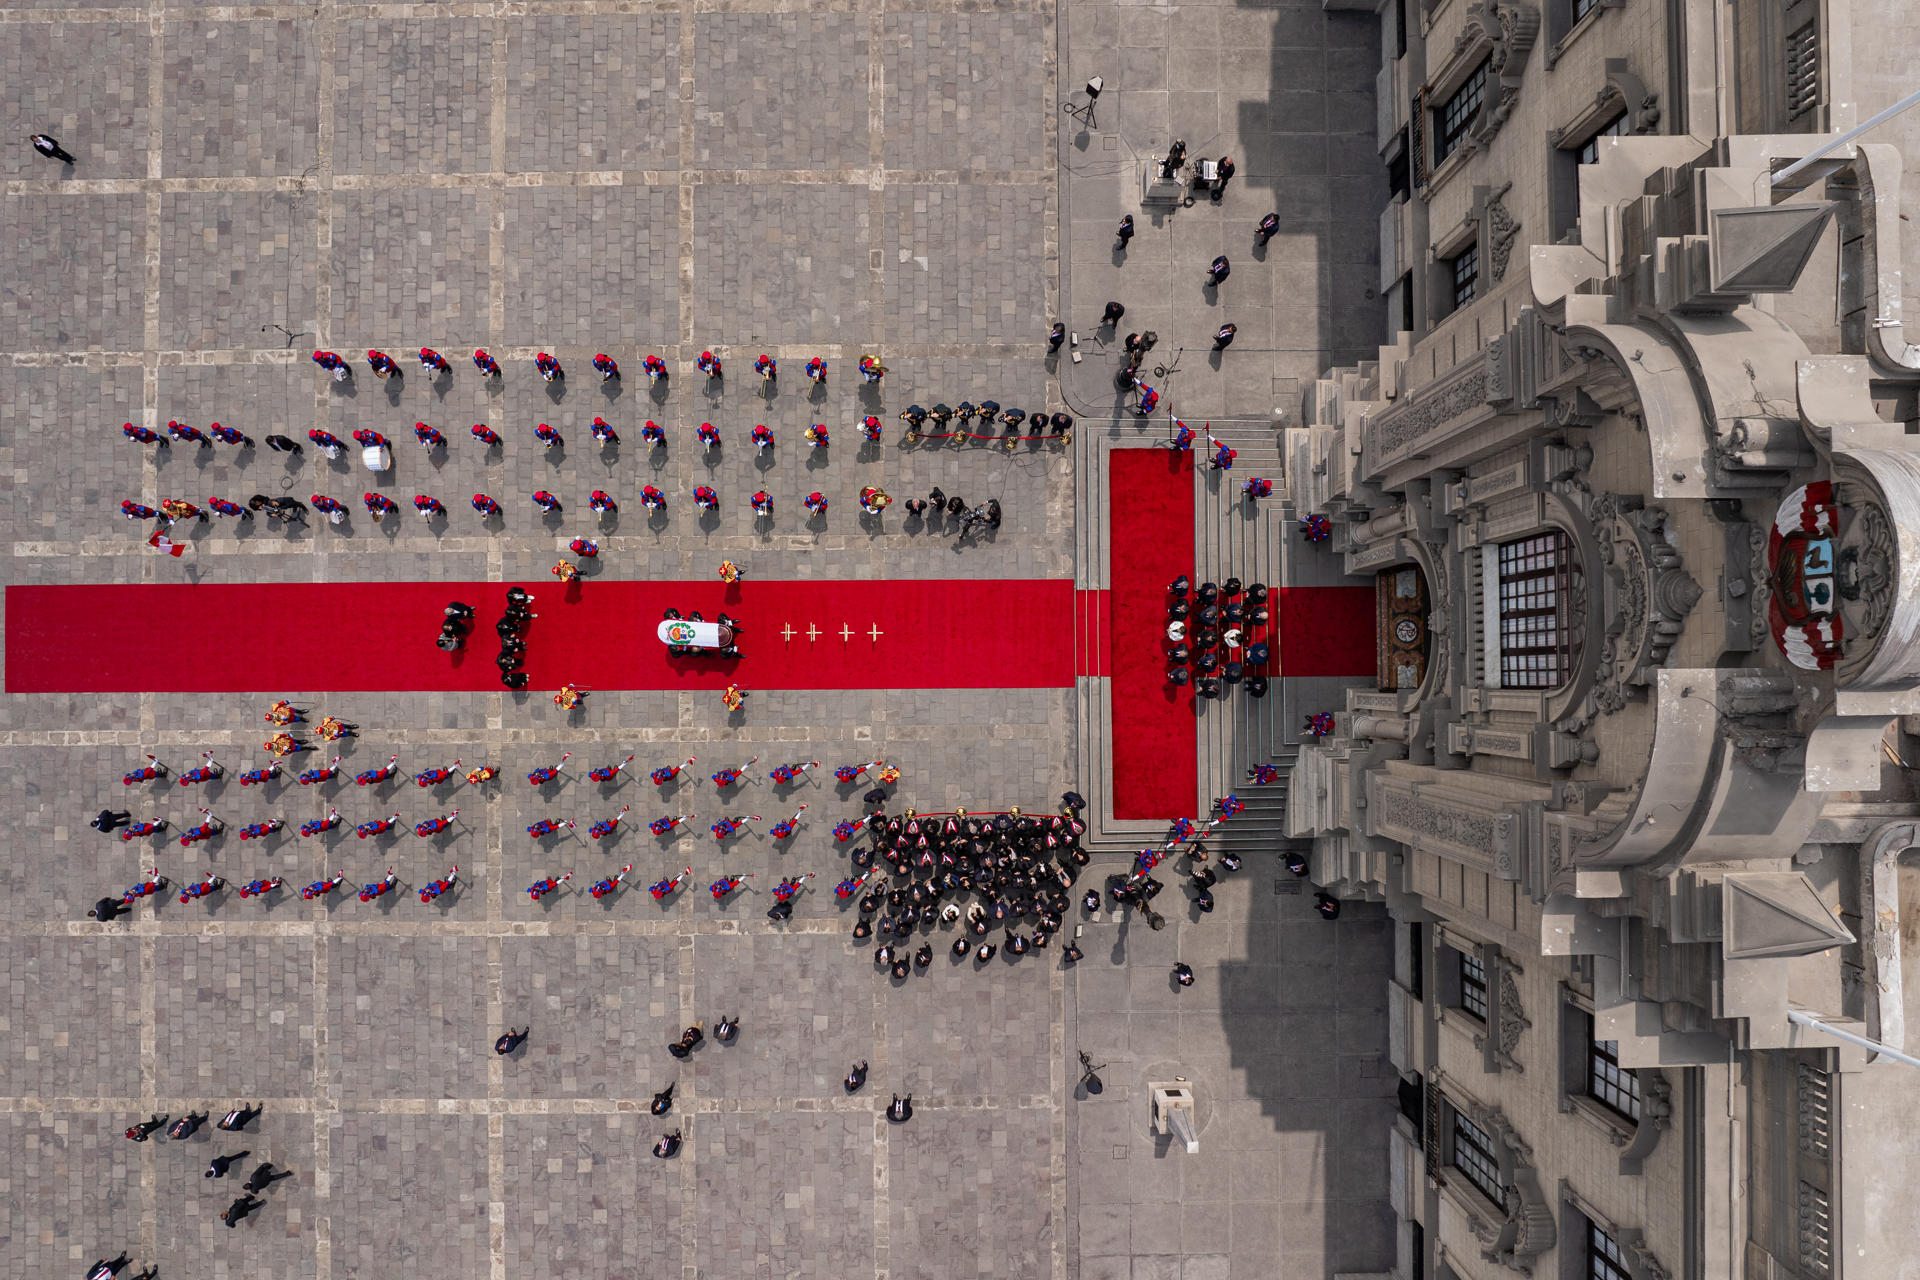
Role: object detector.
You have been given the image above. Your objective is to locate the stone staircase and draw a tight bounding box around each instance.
[1070,409,1377,863]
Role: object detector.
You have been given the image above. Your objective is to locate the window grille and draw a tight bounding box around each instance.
[1434,63,1488,164]
[1497,531,1576,689]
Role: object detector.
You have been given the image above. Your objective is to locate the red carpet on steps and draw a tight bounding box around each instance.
[1106,449,1195,821]
[4,580,1076,694]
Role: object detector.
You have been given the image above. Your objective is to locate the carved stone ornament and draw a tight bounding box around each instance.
[1485,183,1522,283]
[1469,2,1542,145]
[1590,494,1699,715]
[1474,955,1532,1073]
[1545,58,1662,146]
[1459,1103,1557,1274]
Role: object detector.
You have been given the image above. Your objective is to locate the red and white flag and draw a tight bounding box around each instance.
[147,531,185,557]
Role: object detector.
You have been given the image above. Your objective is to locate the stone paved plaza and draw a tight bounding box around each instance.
[0,0,1392,1277]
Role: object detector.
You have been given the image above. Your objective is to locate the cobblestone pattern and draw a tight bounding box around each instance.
[0,936,143,1099]
[693,1110,875,1279]
[503,1114,682,1278]
[160,192,321,351]
[154,1114,317,1277]
[330,1113,491,1277]
[326,936,491,1100]
[505,15,681,174]
[693,13,871,171]
[689,183,873,346]
[0,194,148,352]
[0,365,149,546]
[162,20,321,179]
[689,933,874,1097]
[0,1113,139,1279]
[154,936,316,1097]
[497,937,681,1099]
[883,183,1051,345]
[500,185,681,344]
[327,187,495,345]
[0,23,151,179]
[889,1107,1055,1279]
[882,14,1048,172]
[333,21,495,177]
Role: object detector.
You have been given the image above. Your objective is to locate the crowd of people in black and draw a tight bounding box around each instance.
[1164,575,1272,699]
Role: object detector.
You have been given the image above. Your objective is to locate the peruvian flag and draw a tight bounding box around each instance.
[147,531,185,557]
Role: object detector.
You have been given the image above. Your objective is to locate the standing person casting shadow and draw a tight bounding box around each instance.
[653,1131,682,1158]
[243,1162,293,1194]
[495,1027,529,1055]
[651,1084,675,1116]
[666,1023,704,1059]
[844,1062,869,1093]
[887,1094,913,1123]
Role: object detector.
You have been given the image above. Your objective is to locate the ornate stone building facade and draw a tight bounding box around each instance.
[1284,0,1920,1277]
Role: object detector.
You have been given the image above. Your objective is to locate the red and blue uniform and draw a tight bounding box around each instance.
[535,424,562,450]
[860,416,882,441]
[532,490,561,513]
[209,423,249,445]
[642,485,666,509]
[650,867,690,899]
[123,873,167,901]
[238,763,280,787]
[309,428,345,452]
[589,755,633,783]
[535,352,563,381]
[754,355,776,378]
[471,423,501,445]
[589,807,629,839]
[237,878,282,899]
[414,495,444,517]
[708,875,747,900]
[311,350,346,374]
[527,874,569,901]
[641,421,666,446]
[590,865,632,899]
[414,422,447,449]
[696,351,721,377]
[310,495,347,516]
[302,873,345,900]
[528,755,570,786]
[649,814,690,836]
[124,422,164,444]
[419,348,450,374]
[772,875,810,902]
[593,354,619,380]
[832,819,861,842]
[473,349,500,376]
[178,877,223,904]
[237,820,281,841]
[643,355,667,381]
[590,417,617,443]
[590,490,617,513]
[357,757,399,786]
[366,350,399,377]
[528,819,570,839]
[120,819,167,840]
[416,811,456,836]
[363,493,398,516]
[298,757,342,785]
[359,871,396,902]
[751,491,773,515]
[300,810,342,837]
[472,494,501,516]
[694,487,718,511]
[419,867,457,903]
[416,762,458,787]
[805,357,826,382]
[751,425,774,451]
[356,814,398,839]
[123,758,167,785]
[651,758,694,786]
[697,423,721,450]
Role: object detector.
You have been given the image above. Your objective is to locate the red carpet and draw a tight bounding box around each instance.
[1107,449,1195,820]
[5,581,1076,694]
[1277,587,1377,677]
